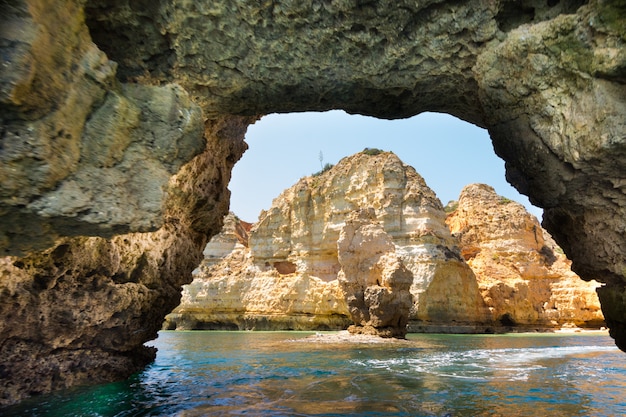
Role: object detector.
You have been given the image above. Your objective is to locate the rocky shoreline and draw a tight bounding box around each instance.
[285,328,611,347]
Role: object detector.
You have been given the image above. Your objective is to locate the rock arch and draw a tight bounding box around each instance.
[1,0,624,405]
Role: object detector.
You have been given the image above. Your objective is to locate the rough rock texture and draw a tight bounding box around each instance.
[0,116,249,405]
[0,3,252,400]
[471,3,626,349]
[337,209,414,338]
[1,0,626,405]
[78,0,626,350]
[171,179,601,336]
[167,152,490,335]
[164,212,350,331]
[0,1,248,405]
[0,1,215,255]
[446,184,605,329]
[252,151,491,331]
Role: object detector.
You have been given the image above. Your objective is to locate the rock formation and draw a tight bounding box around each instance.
[337,209,414,338]
[0,116,250,406]
[446,184,605,329]
[165,212,350,331]
[1,0,625,405]
[167,151,491,336]
[171,177,602,336]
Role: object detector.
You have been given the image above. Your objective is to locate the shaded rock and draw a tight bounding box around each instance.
[0,2,208,255]
[0,116,250,405]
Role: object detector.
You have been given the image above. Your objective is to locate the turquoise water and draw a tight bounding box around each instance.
[3,331,625,416]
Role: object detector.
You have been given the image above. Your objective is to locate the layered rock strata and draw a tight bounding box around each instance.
[167,151,491,335]
[165,212,350,331]
[446,184,605,329]
[1,0,625,405]
[171,179,603,335]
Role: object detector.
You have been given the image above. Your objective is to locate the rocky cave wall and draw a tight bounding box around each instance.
[1,0,625,405]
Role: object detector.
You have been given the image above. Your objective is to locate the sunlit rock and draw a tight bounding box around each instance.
[446,184,605,329]
[165,214,350,331]
[168,151,490,336]
[337,209,414,338]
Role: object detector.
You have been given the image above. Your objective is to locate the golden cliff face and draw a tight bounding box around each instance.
[446,184,605,329]
[165,212,350,331]
[167,151,490,332]
[337,208,414,338]
[169,170,605,334]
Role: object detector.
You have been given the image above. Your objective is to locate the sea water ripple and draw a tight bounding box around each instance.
[354,344,618,382]
[2,331,625,417]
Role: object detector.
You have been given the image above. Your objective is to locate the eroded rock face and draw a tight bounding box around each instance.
[168,152,490,336]
[80,0,626,349]
[1,0,625,405]
[471,3,626,348]
[172,181,599,336]
[337,209,414,338]
[0,116,249,405]
[252,152,492,332]
[0,2,215,255]
[0,1,249,404]
[446,184,605,329]
[165,212,350,331]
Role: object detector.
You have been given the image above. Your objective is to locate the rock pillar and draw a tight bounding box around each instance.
[337,209,413,338]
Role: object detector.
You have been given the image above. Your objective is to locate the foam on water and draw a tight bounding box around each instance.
[353,344,619,382]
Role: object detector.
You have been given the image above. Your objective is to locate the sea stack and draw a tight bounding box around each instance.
[337,208,414,337]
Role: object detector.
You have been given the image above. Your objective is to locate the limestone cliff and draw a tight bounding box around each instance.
[446,184,605,329]
[165,212,349,331]
[0,117,250,406]
[0,2,251,405]
[2,0,626,405]
[167,151,491,334]
[337,208,415,338]
[170,179,603,335]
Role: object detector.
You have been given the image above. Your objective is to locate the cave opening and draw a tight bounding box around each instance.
[2,0,625,410]
[164,109,550,328]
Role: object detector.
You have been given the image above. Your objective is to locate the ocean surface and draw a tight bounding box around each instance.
[3,331,625,416]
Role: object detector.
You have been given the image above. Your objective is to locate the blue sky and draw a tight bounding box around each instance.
[229,111,543,223]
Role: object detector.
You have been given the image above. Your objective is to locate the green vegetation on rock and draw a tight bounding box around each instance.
[313,162,334,177]
[361,147,385,156]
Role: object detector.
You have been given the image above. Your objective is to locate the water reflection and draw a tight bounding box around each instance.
[165,332,624,416]
[2,331,624,417]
